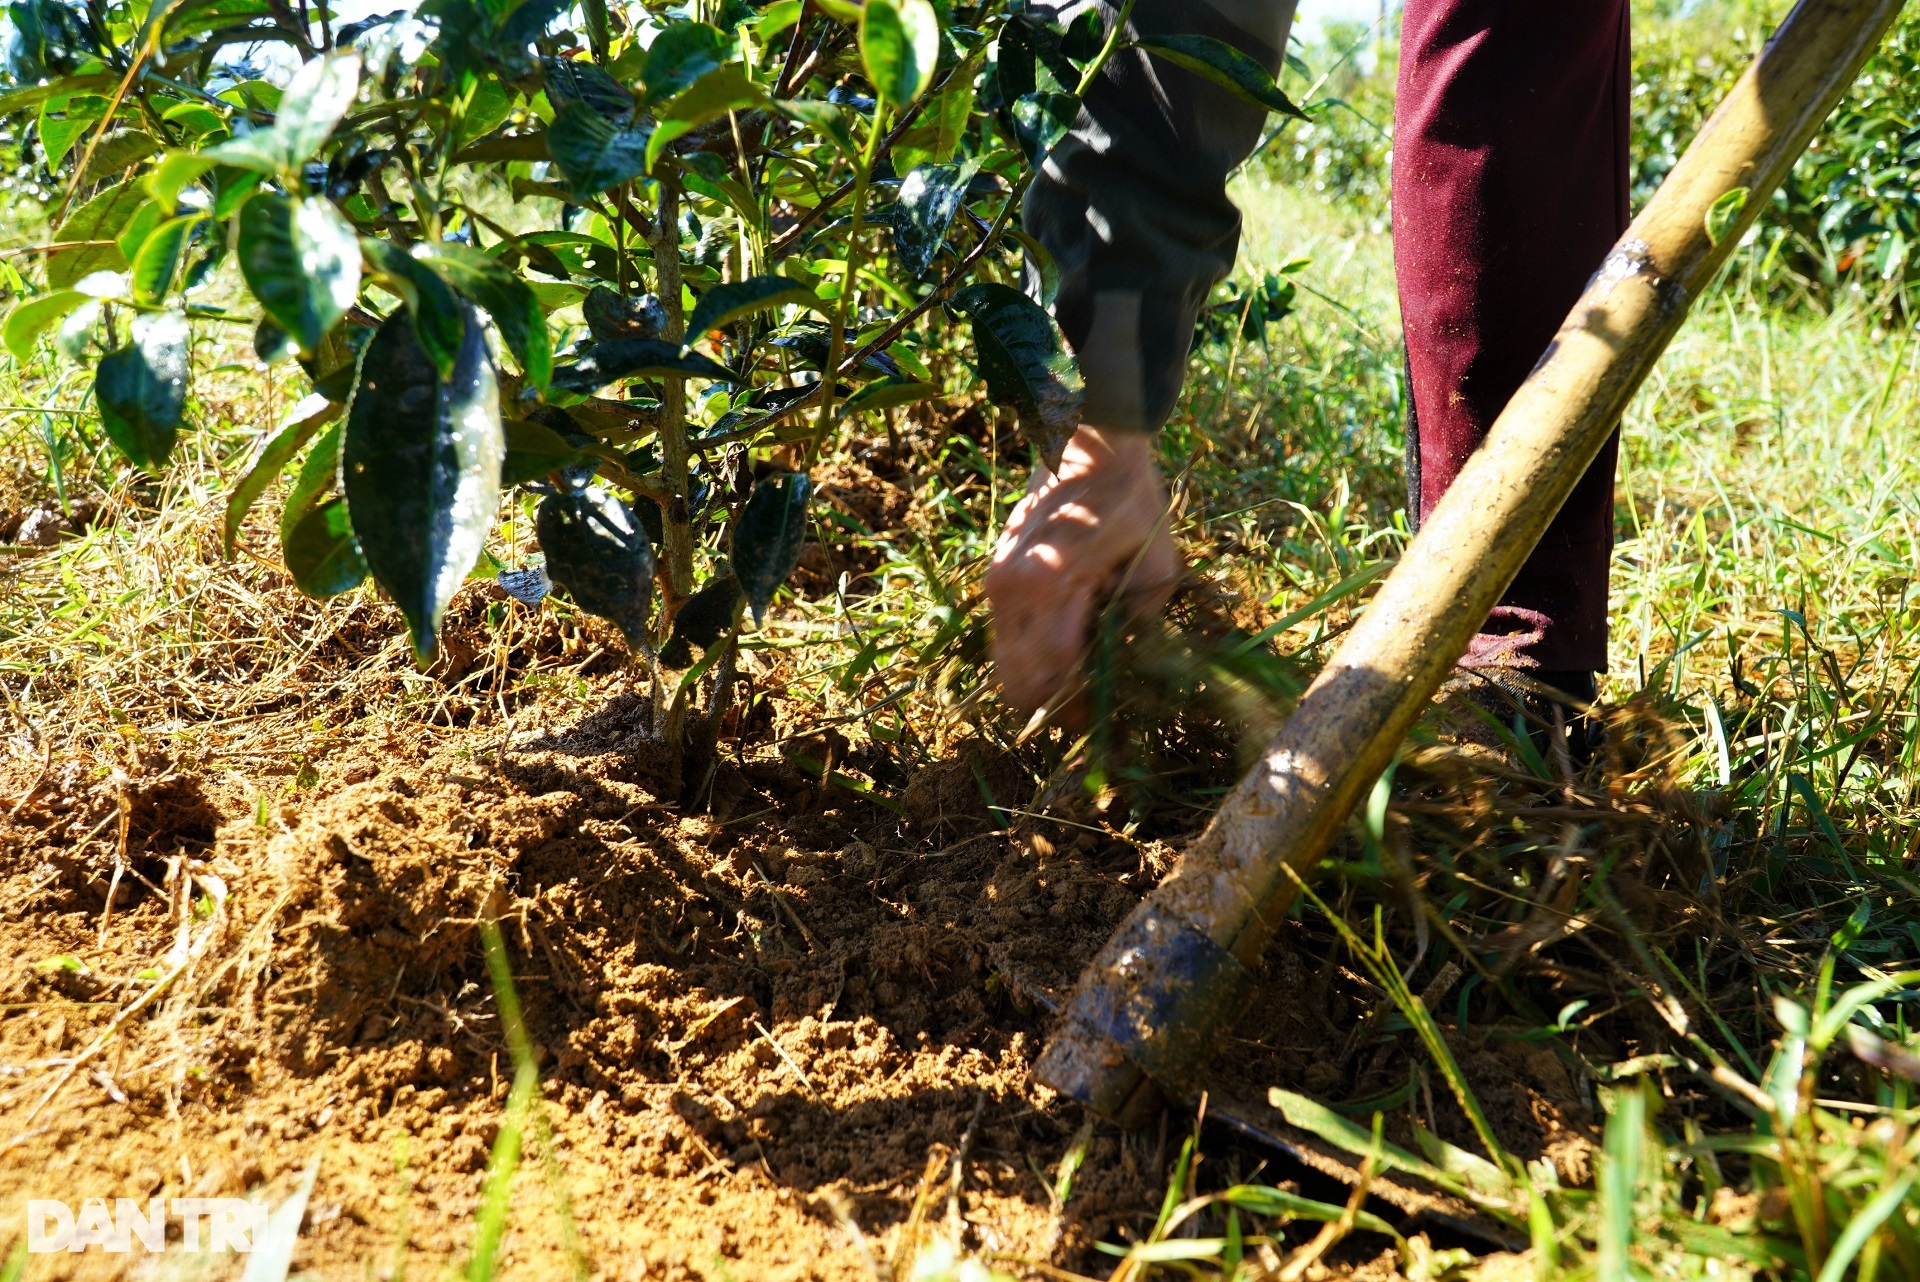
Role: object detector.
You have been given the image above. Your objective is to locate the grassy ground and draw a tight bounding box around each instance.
[6,11,1920,1281]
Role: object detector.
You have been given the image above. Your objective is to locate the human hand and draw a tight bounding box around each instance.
[985,426,1182,722]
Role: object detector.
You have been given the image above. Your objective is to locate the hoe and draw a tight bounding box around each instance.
[1034,0,1913,1134]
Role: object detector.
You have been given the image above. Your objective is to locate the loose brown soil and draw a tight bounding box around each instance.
[0,626,1629,1279]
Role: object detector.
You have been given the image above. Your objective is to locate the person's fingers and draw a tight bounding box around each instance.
[988,555,1094,713]
[1113,524,1182,621]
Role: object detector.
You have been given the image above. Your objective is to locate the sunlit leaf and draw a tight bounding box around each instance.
[129,214,204,305]
[281,421,343,545]
[892,46,982,174]
[342,307,505,660]
[419,243,554,391]
[1131,34,1303,119]
[639,21,728,103]
[77,129,160,184]
[96,309,189,472]
[1010,91,1078,166]
[361,238,465,378]
[645,63,763,170]
[238,193,362,355]
[889,160,978,277]
[860,0,938,110]
[225,392,342,557]
[47,184,145,288]
[3,289,86,361]
[840,375,937,416]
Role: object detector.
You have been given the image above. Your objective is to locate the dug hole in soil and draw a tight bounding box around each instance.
[0,583,1595,1280]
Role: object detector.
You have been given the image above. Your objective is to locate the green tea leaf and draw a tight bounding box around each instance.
[284,496,370,597]
[1706,186,1751,247]
[77,129,160,184]
[361,238,466,378]
[419,243,554,391]
[225,392,342,556]
[639,21,728,103]
[892,47,981,174]
[144,151,222,208]
[660,571,741,667]
[547,100,651,197]
[1010,91,1078,166]
[840,375,937,416]
[47,184,145,288]
[1131,34,1303,119]
[770,98,855,156]
[502,417,586,486]
[95,309,189,471]
[582,287,665,341]
[550,338,736,396]
[342,307,505,660]
[239,193,362,355]
[536,486,655,646]
[281,420,343,545]
[543,54,633,120]
[734,472,811,624]
[114,199,165,264]
[2,289,86,361]
[129,214,203,305]
[860,0,938,110]
[889,161,977,277]
[645,63,763,170]
[951,281,1082,469]
[684,275,821,342]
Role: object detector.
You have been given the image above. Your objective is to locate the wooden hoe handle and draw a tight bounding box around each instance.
[1034,0,1913,1126]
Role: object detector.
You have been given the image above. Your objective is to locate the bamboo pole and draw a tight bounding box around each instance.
[1035,0,1912,1125]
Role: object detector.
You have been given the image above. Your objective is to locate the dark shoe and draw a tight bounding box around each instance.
[1443,667,1601,773]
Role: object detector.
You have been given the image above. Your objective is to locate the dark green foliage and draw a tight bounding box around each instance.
[536,486,655,646]
[1194,264,1303,349]
[951,282,1083,469]
[660,572,741,667]
[1615,9,1920,306]
[550,339,735,395]
[733,473,812,624]
[888,161,978,277]
[1131,35,1303,120]
[342,307,505,661]
[1009,92,1077,167]
[238,193,361,355]
[284,496,371,597]
[546,101,651,197]
[684,276,821,342]
[582,288,666,342]
[95,310,188,471]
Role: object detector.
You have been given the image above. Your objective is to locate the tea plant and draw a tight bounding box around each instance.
[0,0,1300,775]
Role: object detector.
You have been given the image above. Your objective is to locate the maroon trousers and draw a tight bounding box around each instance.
[1394,0,1633,674]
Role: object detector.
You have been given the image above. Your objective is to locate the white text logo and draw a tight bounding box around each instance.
[26,1199,268,1253]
